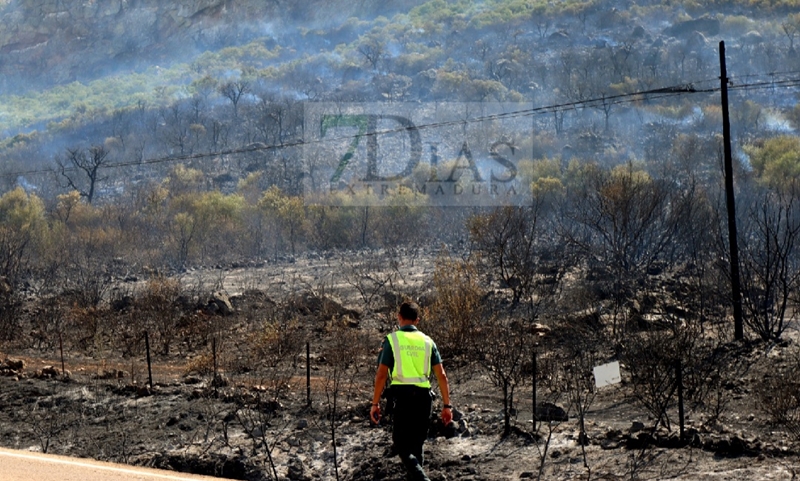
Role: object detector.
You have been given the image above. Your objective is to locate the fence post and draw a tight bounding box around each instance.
[307,341,312,407]
[212,337,218,377]
[59,332,65,377]
[676,359,685,439]
[532,349,537,432]
[145,331,153,389]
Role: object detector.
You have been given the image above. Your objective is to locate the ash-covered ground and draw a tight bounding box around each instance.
[1,253,800,480]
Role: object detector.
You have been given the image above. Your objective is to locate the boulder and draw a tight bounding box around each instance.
[547,30,570,44]
[94,369,126,380]
[208,291,234,315]
[2,358,25,372]
[535,402,568,422]
[38,365,60,378]
[289,291,360,320]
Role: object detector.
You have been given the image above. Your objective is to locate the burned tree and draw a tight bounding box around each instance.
[55,145,111,204]
[468,203,567,315]
[737,185,800,341]
[219,80,250,118]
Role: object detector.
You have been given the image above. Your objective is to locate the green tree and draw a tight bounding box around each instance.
[0,187,47,284]
[168,190,245,267]
[746,135,800,189]
[258,186,306,259]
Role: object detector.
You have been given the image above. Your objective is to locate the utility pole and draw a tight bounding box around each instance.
[719,41,744,340]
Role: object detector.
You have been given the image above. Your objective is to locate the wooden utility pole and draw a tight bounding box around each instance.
[719,41,744,341]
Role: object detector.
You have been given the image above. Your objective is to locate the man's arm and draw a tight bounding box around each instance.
[370,364,390,424]
[433,363,453,425]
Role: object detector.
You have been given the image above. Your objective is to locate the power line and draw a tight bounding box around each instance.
[5,74,800,180]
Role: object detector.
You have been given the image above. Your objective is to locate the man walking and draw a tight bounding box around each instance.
[370,301,452,481]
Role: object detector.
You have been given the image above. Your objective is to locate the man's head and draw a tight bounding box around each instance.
[398,301,420,325]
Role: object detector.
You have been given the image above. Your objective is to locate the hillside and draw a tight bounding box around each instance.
[0,0,423,94]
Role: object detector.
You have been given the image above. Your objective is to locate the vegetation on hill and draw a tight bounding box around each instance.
[0,0,796,346]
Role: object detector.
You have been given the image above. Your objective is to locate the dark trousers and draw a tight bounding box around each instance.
[391,385,432,481]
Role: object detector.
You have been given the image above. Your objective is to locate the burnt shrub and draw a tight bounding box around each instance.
[756,347,800,439]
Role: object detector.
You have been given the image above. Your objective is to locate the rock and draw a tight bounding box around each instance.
[535,402,568,422]
[209,291,234,315]
[288,291,360,320]
[531,323,551,336]
[627,432,655,450]
[183,375,203,384]
[547,30,570,44]
[0,276,11,298]
[3,358,25,372]
[443,421,459,439]
[457,419,470,436]
[630,421,645,433]
[39,366,59,378]
[601,439,621,450]
[296,419,308,430]
[211,373,228,387]
[94,369,126,380]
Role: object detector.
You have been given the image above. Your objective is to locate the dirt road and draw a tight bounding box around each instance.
[0,448,232,481]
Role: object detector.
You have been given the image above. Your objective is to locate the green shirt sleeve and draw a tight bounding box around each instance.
[378,337,394,369]
[430,341,442,366]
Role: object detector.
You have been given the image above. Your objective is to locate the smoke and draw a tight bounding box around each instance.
[16,176,38,193]
[763,110,795,134]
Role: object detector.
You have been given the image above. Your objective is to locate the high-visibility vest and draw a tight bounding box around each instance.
[387,329,433,388]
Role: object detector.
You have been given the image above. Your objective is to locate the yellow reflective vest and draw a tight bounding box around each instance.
[386,329,433,388]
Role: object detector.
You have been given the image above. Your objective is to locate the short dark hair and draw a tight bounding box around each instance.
[399,301,420,321]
